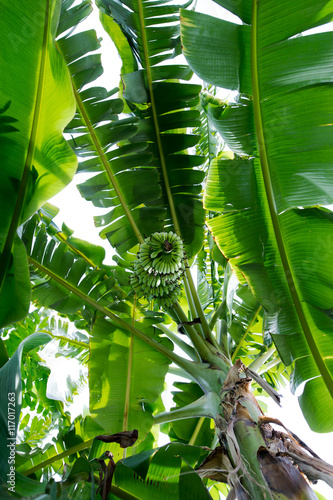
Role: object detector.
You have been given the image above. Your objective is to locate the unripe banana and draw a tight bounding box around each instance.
[130,231,185,307]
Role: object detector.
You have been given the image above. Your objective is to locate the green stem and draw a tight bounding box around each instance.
[184,276,203,336]
[209,298,226,330]
[41,331,88,349]
[172,302,210,360]
[210,254,216,303]
[251,0,333,398]
[23,438,94,476]
[188,416,205,446]
[248,346,275,373]
[217,319,231,359]
[231,306,262,362]
[258,356,281,375]
[168,365,194,381]
[123,300,136,433]
[155,323,198,361]
[29,257,191,372]
[0,0,50,293]
[185,267,218,348]
[173,302,230,372]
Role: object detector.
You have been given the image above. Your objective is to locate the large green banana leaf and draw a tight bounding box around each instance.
[69,0,206,259]
[21,214,172,441]
[15,0,207,453]
[90,316,171,438]
[0,0,77,327]
[56,0,215,346]
[56,0,148,256]
[180,2,333,431]
[112,443,212,499]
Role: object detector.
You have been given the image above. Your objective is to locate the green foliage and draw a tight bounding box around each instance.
[89,315,171,438]
[168,382,215,447]
[95,0,206,259]
[0,333,51,484]
[111,443,212,500]
[1,0,333,498]
[181,2,333,432]
[0,0,77,327]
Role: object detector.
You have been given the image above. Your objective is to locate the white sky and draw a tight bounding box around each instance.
[47,1,333,497]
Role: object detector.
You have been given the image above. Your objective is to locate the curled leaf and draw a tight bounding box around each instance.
[96,429,138,448]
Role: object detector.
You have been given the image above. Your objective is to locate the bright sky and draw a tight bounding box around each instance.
[47,1,333,497]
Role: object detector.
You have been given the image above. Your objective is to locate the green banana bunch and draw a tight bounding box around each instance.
[130,232,185,307]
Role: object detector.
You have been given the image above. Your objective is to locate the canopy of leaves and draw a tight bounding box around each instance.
[181,1,333,432]
[1,0,333,498]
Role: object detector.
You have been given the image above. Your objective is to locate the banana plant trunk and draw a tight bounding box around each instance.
[198,360,328,499]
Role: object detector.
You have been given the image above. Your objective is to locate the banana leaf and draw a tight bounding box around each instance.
[21,213,175,441]
[22,214,127,319]
[57,1,162,257]
[90,316,171,440]
[69,0,206,259]
[168,381,215,447]
[113,443,212,500]
[0,0,77,327]
[0,333,51,484]
[180,3,333,431]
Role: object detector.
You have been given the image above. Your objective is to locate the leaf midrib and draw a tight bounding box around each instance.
[251,2,333,397]
[28,256,187,368]
[123,301,135,434]
[137,0,181,235]
[0,0,50,292]
[70,84,144,245]
[137,1,215,342]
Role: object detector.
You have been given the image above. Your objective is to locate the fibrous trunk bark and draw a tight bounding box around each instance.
[197,360,333,499]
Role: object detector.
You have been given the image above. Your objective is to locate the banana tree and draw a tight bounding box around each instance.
[1,0,333,498]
